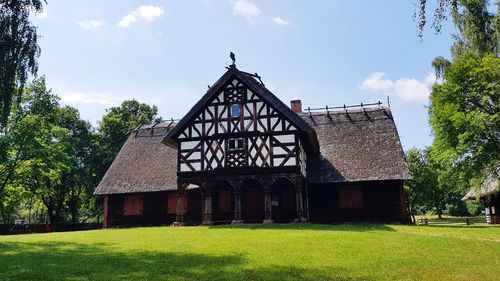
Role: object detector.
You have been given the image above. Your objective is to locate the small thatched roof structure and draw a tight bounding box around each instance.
[462,170,499,201]
[303,106,411,183]
[94,122,179,195]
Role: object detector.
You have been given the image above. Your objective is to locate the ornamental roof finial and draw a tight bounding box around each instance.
[230,52,236,66]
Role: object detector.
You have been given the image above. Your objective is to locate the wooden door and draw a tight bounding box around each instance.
[243,187,264,223]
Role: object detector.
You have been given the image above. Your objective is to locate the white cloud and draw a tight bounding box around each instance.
[117,5,165,28]
[273,17,291,26]
[359,72,436,102]
[135,5,165,21]
[59,92,117,107]
[232,0,261,21]
[117,15,137,28]
[78,19,106,30]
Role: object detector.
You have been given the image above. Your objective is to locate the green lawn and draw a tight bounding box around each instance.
[1,224,499,281]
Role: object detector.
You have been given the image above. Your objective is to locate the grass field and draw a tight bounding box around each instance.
[1,224,499,281]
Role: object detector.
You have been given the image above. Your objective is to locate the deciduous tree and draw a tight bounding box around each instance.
[0,0,45,132]
[429,54,499,177]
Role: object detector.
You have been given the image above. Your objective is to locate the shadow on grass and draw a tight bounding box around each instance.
[208,223,396,232]
[0,241,373,281]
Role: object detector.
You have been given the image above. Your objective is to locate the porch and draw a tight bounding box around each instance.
[174,175,307,225]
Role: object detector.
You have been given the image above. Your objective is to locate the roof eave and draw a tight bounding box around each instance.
[162,137,178,149]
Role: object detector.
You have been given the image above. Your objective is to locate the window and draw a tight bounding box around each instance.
[231,104,240,118]
[338,186,363,208]
[228,138,245,151]
[123,195,144,215]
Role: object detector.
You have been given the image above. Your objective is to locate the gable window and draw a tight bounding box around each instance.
[338,186,363,208]
[231,104,240,118]
[228,138,245,151]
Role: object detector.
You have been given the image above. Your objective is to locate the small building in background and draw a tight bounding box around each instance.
[94,64,411,227]
[462,172,499,224]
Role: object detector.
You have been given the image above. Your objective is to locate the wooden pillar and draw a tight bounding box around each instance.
[232,184,244,224]
[173,184,186,226]
[103,195,108,228]
[399,183,410,221]
[202,183,213,225]
[263,183,273,224]
[293,177,307,223]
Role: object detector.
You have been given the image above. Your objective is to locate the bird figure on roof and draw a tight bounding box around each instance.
[230,52,235,66]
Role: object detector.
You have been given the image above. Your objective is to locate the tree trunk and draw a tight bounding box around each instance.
[436,206,443,219]
[70,199,78,226]
[47,208,60,232]
[406,197,415,223]
[0,205,6,224]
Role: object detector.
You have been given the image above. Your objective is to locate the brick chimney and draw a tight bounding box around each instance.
[290,100,302,113]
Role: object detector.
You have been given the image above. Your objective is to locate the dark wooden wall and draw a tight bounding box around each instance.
[106,190,202,227]
[105,180,410,226]
[308,180,409,223]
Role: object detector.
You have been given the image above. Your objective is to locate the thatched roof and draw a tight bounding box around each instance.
[95,106,410,195]
[462,170,499,201]
[94,122,179,195]
[303,106,411,183]
[163,65,319,154]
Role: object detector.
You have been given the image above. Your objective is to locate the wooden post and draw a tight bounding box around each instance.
[399,183,410,221]
[232,185,244,224]
[293,177,307,223]
[202,183,213,225]
[103,195,108,228]
[172,184,187,226]
[263,187,273,224]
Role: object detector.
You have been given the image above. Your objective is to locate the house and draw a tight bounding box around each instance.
[462,171,499,224]
[94,64,411,227]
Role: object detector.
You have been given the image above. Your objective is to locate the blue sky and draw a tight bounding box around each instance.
[31,0,457,150]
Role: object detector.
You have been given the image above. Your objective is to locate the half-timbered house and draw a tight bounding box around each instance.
[94,64,411,226]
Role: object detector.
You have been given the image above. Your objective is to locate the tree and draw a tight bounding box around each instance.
[55,106,93,225]
[3,78,96,229]
[405,148,471,219]
[417,0,499,200]
[0,183,26,223]
[0,77,56,203]
[431,56,452,79]
[15,116,73,230]
[417,0,499,58]
[405,148,441,220]
[429,54,499,177]
[0,0,45,132]
[8,79,67,229]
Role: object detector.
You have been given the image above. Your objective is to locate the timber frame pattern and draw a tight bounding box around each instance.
[164,65,315,224]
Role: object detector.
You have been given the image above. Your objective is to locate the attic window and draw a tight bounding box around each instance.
[231,104,240,118]
[228,138,245,151]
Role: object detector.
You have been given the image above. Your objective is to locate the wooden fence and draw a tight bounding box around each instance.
[416,216,489,226]
[0,223,102,235]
